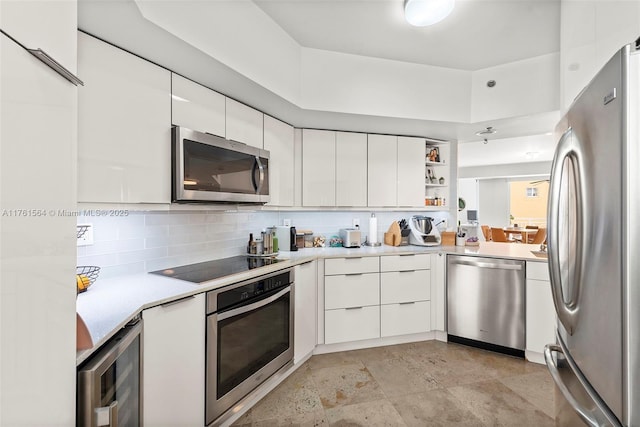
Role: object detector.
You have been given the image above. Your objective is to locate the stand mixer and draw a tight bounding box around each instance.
[408,215,441,246]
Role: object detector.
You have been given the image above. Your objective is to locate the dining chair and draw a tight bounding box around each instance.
[490,227,510,243]
[481,225,492,241]
[529,227,547,244]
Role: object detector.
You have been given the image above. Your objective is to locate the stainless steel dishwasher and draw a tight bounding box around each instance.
[447,255,525,356]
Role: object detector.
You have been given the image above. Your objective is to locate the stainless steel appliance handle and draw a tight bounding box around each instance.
[544,345,599,427]
[95,401,118,427]
[254,157,265,194]
[449,259,522,270]
[217,286,290,321]
[548,127,586,335]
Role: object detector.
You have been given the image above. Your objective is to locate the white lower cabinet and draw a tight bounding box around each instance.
[325,306,380,344]
[526,262,556,360]
[431,253,446,332]
[143,294,205,426]
[380,270,430,304]
[381,301,431,337]
[325,273,380,309]
[294,260,317,363]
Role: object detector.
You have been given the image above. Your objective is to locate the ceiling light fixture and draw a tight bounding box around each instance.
[475,126,497,136]
[404,0,455,27]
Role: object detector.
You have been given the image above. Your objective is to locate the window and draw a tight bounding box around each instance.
[526,187,538,198]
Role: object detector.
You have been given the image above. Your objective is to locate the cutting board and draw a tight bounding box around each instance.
[384,221,402,246]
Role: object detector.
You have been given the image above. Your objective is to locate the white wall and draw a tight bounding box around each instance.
[478,179,511,228]
[458,178,479,220]
[459,161,552,180]
[560,0,640,111]
[300,48,471,123]
[471,53,560,122]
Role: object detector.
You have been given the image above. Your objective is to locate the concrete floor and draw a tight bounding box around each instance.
[233,340,555,426]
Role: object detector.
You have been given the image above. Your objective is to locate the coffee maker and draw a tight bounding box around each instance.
[408,215,441,246]
[275,226,298,251]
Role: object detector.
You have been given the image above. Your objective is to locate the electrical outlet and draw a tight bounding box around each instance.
[352,218,360,228]
[77,224,94,246]
[283,218,291,227]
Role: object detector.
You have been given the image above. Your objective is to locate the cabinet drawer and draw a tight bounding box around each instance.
[325,256,379,275]
[325,273,379,309]
[527,261,549,281]
[381,301,431,337]
[380,253,430,272]
[380,270,430,304]
[325,306,380,344]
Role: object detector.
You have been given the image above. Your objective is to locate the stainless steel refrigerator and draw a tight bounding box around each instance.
[544,39,640,427]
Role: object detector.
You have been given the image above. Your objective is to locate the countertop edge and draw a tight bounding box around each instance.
[76,244,546,365]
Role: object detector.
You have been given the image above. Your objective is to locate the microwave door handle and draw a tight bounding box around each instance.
[251,157,265,194]
[548,127,586,335]
[94,400,118,427]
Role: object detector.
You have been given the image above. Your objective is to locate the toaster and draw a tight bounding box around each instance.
[339,228,362,248]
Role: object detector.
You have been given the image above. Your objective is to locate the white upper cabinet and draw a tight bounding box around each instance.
[336,132,367,207]
[302,129,336,206]
[171,74,225,137]
[368,134,397,207]
[78,32,171,204]
[1,0,77,74]
[225,98,263,148]
[397,136,426,207]
[264,115,294,206]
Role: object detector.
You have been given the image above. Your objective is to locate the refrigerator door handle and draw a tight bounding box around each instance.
[548,127,587,335]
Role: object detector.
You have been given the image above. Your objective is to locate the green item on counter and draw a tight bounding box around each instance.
[272,235,278,253]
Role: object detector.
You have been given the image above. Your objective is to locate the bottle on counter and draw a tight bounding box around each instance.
[247,233,254,254]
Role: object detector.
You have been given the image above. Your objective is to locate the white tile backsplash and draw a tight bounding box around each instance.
[77,210,449,280]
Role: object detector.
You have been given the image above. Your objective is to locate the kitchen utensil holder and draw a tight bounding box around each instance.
[76,266,101,286]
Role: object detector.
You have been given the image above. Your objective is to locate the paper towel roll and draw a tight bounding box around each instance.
[369,213,378,244]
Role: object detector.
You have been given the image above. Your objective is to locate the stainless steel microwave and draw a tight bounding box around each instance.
[172,126,270,204]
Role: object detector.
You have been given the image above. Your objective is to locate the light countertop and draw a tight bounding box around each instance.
[76,241,546,365]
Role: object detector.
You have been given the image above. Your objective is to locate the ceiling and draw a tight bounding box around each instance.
[458,133,556,167]
[254,0,561,71]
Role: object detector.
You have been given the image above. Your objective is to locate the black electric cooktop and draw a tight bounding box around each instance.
[150,255,283,284]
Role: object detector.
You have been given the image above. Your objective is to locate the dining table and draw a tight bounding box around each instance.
[503,227,537,242]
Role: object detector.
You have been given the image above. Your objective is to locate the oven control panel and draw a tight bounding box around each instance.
[214,270,292,312]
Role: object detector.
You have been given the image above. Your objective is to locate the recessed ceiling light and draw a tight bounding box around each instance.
[404,0,455,27]
[475,126,497,136]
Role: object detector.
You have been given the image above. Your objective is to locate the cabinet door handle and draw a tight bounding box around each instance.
[346,306,363,310]
[345,257,363,260]
[161,295,195,308]
[399,270,416,273]
[399,254,415,257]
[345,273,363,276]
[399,301,416,305]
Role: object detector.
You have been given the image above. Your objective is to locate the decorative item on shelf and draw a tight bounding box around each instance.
[458,197,466,211]
[426,167,437,183]
[439,177,445,185]
[427,146,440,162]
[76,266,100,294]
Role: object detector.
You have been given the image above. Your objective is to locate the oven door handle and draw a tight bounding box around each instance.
[217,286,291,321]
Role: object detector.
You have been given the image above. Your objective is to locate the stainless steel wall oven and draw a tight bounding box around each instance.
[205,268,294,425]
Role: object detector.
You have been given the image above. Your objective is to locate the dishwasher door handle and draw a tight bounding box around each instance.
[450,259,523,270]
